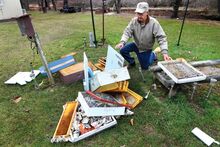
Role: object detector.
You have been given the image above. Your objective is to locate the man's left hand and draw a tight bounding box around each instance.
[163,54,171,61]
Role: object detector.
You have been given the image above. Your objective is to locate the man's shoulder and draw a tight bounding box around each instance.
[131,17,138,22]
[149,16,159,23]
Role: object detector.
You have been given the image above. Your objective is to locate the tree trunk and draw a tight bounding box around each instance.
[20,0,29,10]
[171,0,181,18]
[41,0,48,13]
[218,0,220,14]
[38,0,42,11]
[115,0,121,14]
[51,0,57,11]
[63,0,68,9]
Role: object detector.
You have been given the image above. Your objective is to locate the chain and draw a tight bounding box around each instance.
[28,37,39,89]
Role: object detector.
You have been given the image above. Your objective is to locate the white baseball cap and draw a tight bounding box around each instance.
[135,2,149,13]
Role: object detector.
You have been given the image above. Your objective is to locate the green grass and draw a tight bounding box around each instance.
[0,11,220,146]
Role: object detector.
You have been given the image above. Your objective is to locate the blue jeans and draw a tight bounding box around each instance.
[120,42,156,70]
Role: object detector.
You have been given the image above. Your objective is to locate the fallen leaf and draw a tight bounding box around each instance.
[12,96,22,103]
[24,109,30,113]
[130,118,134,126]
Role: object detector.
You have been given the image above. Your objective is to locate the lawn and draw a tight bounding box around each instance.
[0,11,219,146]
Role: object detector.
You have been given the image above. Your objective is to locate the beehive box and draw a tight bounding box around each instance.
[0,0,23,20]
[59,62,96,84]
[158,59,206,84]
[51,101,78,143]
[59,62,84,84]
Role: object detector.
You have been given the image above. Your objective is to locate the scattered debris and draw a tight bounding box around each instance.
[95,57,106,71]
[144,90,150,100]
[59,62,95,84]
[39,55,76,76]
[105,45,124,70]
[130,118,134,126]
[5,70,40,85]
[192,127,220,146]
[70,107,117,143]
[61,52,77,58]
[51,45,144,143]
[24,109,30,113]
[77,92,126,116]
[12,96,22,103]
[51,101,78,143]
[90,67,130,92]
[151,83,157,90]
[51,101,117,143]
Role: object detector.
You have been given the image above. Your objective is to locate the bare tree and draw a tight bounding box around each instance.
[51,0,57,11]
[115,0,122,13]
[171,0,181,18]
[63,0,68,8]
[20,0,30,10]
[41,0,49,13]
[218,0,220,13]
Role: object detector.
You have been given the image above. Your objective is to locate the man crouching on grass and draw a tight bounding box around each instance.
[115,2,171,70]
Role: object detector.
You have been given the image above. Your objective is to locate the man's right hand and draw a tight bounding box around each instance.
[115,42,124,49]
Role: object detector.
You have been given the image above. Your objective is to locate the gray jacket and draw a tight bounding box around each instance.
[120,16,168,54]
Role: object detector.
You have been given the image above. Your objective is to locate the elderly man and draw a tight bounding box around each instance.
[115,2,170,70]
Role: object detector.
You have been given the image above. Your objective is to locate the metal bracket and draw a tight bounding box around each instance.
[190,82,198,100]
[206,78,217,98]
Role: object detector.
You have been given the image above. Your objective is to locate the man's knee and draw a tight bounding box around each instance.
[120,47,126,55]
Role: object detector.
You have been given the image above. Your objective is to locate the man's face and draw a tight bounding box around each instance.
[136,12,148,23]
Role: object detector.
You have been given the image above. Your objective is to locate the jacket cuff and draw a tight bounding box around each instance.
[120,40,126,45]
[161,49,168,55]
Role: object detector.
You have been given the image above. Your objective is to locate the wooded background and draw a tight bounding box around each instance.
[22,0,219,9]
[20,0,220,17]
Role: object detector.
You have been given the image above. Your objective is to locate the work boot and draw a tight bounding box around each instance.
[127,62,136,69]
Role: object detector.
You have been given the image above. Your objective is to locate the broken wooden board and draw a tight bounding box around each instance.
[158,59,206,84]
[90,67,130,91]
[59,62,95,84]
[105,45,124,71]
[39,55,76,76]
[61,52,77,58]
[70,114,117,143]
[95,81,129,93]
[122,89,143,109]
[4,70,40,85]
[77,92,126,117]
[51,101,78,143]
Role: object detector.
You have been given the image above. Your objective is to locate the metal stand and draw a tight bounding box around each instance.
[206,78,217,98]
[34,33,55,85]
[30,62,39,89]
[168,84,176,98]
[101,0,106,45]
[139,66,146,83]
[89,0,97,48]
[177,0,189,46]
[16,14,55,85]
[190,82,198,100]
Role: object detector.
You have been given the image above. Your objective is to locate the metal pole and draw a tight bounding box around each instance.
[177,0,189,46]
[90,0,97,47]
[139,66,146,83]
[102,0,105,45]
[34,33,55,85]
